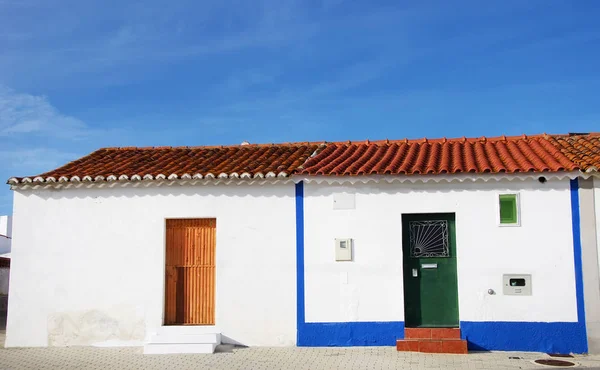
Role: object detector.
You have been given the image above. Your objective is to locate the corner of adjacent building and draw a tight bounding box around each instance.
[578,177,600,353]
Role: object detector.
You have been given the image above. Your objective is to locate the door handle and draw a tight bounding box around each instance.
[412,268,418,277]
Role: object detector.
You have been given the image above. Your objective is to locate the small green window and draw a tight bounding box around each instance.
[499,194,519,225]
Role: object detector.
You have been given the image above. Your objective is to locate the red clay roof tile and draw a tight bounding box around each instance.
[549,133,600,172]
[299,134,593,176]
[14,144,322,183]
[7,133,600,184]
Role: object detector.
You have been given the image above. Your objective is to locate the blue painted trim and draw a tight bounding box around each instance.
[293,179,589,352]
[299,322,405,347]
[458,180,588,354]
[295,181,305,337]
[295,181,403,347]
[460,321,587,354]
[570,178,588,352]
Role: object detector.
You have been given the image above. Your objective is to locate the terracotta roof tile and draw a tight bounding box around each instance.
[299,134,592,176]
[7,133,600,184]
[548,133,600,172]
[12,144,322,183]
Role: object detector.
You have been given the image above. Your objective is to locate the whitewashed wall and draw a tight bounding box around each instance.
[0,215,11,255]
[303,179,577,324]
[0,215,12,298]
[6,183,296,347]
[595,177,600,275]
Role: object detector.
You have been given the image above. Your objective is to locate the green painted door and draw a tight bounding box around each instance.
[402,213,459,327]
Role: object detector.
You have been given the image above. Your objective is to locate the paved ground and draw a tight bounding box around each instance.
[0,345,600,370]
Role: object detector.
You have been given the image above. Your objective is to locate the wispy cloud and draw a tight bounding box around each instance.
[0,0,322,89]
[0,148,79,175]
[0,86,89,139]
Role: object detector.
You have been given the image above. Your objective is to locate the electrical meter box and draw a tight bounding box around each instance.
[503,274,532,295]
[335,238,353,261]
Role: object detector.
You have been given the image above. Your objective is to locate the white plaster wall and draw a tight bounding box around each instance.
[6,183,296,347]
[304,179,577,323]
[0,215,12,237]
[595,177,600,275]
[0,215,12,254]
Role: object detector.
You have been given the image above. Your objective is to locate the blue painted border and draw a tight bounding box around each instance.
[299,321,405,346]
[460,179,588,354]
[460,321,586,353]
[570,179,587,326]
[570,178,588,352]
[294,179,588,352]
[295,181,405,346]
[295,182,305,331]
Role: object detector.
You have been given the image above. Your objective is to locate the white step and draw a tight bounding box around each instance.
[155,325,220,335]
[144,343,216,355]
[144,326,221,354]
[149,333,220,344]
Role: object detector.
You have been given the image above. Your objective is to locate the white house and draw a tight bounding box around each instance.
[0,215,12,327]
[4,133,600,355]
[0,215,11,257]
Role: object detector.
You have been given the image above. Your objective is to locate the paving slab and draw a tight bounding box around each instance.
[1,345,600,370]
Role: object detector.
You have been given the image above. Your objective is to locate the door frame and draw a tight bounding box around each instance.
[402,212,460,328]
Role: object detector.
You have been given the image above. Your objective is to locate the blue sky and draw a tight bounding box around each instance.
[1,0,599,214]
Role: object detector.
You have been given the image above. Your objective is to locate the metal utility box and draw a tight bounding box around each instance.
[335,238,353,261]
[503,274,532,295]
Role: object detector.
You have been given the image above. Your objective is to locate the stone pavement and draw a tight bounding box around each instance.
[1,345,600,370]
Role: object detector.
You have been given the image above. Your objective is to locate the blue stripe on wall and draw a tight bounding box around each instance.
[295,181,306,335]
[294,179,588,353]
[570,178,588,352]
[299,322,405,347]
[295,181,404,347]
[459,179,588,354]
[460,321,586,354]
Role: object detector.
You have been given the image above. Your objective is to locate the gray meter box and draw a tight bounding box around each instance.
[335,238,353,261]
[503,274,532,295]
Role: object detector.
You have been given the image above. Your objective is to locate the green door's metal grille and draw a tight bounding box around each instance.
[409,220,449,258]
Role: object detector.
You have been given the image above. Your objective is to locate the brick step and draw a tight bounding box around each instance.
[405,328,461,340]
[396,339,468,354]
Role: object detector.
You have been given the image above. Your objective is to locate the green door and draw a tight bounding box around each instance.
[402,213,459,327]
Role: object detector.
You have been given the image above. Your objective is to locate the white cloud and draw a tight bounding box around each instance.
[0,86,88,139]
[0,148,79,174]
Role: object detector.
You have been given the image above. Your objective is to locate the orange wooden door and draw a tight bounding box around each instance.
[164,218,216,325]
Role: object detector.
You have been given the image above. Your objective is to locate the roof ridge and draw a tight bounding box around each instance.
[98,141,328,151]
[96,132,600,151]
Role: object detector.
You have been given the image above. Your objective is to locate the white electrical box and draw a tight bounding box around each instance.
[335,238,353,261]
[333,193,356,210]
[503,274,532,295]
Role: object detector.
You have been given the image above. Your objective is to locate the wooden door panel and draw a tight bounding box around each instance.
[165,219,215,325]
[164,266,178,325]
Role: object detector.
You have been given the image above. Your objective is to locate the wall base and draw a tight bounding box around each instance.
[460,321,587,354]
[297,321,587,354]
[298,321,404,347]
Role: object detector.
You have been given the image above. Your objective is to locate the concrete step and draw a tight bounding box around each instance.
[143,343,217,355]
[144,326,221,354]
[404,328,461,340]
[396,339,468,354]
[154,325,220,336]
[398,328,467,354]
[148,333,220,344]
